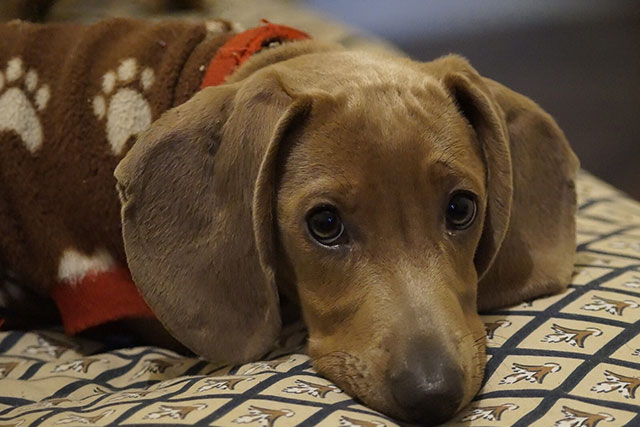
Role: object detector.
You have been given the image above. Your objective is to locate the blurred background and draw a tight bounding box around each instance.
[303,0,640,200]
[2,0,639,199]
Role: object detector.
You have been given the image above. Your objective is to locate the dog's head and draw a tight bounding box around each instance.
[115,47,563,424]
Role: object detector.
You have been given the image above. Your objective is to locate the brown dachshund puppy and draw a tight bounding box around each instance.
[116,46,578,423]
[0,19,578,425]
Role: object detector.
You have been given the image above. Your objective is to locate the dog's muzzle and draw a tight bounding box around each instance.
[387,338,465,425]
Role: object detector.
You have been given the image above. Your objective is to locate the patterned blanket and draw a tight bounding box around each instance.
[1,171,639,426]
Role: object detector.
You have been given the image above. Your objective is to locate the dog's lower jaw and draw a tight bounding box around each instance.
[309,334,486,425]
[310,349,400,421]
[459,331,488,416]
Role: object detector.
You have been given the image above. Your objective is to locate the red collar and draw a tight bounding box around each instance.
[201,21,310,88]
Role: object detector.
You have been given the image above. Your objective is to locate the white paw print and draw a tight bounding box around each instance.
[93,58,155,156]
[0,57,50,153]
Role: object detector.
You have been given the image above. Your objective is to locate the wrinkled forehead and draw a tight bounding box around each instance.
[284,82,485,195]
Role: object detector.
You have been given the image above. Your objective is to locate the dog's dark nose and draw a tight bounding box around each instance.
[388,339,465,425]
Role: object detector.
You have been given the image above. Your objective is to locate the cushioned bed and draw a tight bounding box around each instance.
[1,171,639,426]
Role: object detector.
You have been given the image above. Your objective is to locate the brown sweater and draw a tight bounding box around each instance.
[0,18,308,332]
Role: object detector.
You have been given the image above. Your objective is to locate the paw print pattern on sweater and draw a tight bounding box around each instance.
[0,57,50,153]
[93,58,155,156]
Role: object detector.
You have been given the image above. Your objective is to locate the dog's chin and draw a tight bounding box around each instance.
[310,339,486,425]
[310,350,402,421]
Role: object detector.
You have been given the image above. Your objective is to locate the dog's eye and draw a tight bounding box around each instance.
[446,191,477,230]
[306,206,345,246]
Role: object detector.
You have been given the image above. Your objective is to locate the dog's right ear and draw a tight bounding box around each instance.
[427,55,579,310]
[426,55,514,279]
[114,79,297,364]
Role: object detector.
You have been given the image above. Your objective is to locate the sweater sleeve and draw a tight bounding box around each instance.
[0,18,230,332]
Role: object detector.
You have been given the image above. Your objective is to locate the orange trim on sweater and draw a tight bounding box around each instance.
[51,267,155,334]
[201,20,310,88]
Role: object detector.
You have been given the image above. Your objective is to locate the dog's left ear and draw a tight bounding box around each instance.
[427,55,579,310]
[114,75,310,363]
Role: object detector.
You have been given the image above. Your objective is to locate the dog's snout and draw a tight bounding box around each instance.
[388,339,464,425]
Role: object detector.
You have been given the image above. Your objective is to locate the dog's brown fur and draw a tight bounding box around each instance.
[0,13,578,421]
[115,41,578,423]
